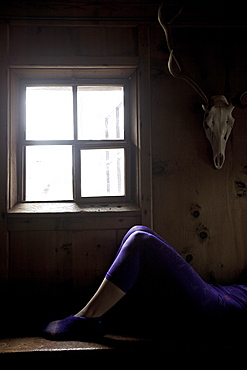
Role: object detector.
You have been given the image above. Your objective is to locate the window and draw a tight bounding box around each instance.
[8,67,144,218]
[20,82,130,203]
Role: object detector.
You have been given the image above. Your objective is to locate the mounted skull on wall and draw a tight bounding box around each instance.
[202,95,235,169]
[158,4,247,169]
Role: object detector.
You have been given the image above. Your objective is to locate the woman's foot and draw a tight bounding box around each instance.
[42,315,104,341]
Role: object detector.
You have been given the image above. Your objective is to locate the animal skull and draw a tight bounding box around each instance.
[158,4,247,169]
[202,95,235,169]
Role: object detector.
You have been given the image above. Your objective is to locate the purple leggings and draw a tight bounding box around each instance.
[106,226,247,318]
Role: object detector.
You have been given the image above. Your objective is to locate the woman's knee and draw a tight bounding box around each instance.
[128,225,152,235]
[124,230,149,251]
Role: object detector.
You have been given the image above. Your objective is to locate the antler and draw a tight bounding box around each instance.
[158,3,209,107]
[232,90,247,109]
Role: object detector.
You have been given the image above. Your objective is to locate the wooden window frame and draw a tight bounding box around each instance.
[7,25,152,229]
[20,80,131,204]
[8,67,140,210]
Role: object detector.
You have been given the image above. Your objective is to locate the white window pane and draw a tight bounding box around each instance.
[26,86,74,140]
[25,146,73,201]
[77,86,124,140]
[81,148,125,197]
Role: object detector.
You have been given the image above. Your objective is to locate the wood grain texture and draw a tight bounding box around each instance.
[0,2,247,331]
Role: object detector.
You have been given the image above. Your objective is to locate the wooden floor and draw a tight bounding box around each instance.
[0,334,172,366]
[0,333,156,354]
[0,333,245,367]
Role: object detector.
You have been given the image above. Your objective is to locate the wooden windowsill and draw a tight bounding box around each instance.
[7,202,141,231]
[8,201,141,216]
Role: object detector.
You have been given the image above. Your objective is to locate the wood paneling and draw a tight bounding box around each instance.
[1,1,247,333]
[8,229,127,329]
[9,25,138,58]
[0,21,8,288]
[1,10,147,327]
[151,25,247,284]
[9,229,120,289]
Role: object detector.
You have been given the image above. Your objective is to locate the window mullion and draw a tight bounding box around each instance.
[20,145,26,202]
[77,140,128,150]
[73,85,80,201]
[73,144,81,201]
[24,140,75,146]
[73,85,78,140]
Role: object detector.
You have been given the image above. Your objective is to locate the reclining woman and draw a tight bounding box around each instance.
[43,225,247,340]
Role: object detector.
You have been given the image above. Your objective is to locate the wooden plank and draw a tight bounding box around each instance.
[8,69,20,209]
[9,57,139,70]
[7,201,141,231]
[1,2,246,27]
[72,229,118,289]
[8,228,132,304]
[0,2,159,22]
[0,21,9,288]
[9,64,138,76]
[8,201,141,214]
[8,24,138,59]
[150,23,247,284]
[7,215,141,231]
[137,25,153,228]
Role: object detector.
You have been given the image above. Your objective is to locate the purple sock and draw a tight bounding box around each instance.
[42,315,104,341]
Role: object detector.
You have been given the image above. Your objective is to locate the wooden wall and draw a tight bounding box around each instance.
[151,24,247,284]
[0,1,247,334]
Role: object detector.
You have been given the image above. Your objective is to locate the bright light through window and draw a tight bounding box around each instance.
[26,86,74,140]
[24,84,126,201]
[77,86,124,140]
[81,148,125,197]
[25,145,73,201]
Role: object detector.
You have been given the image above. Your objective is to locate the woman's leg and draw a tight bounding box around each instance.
[75,278,126,318]
[75,226,163,318]
[43,226,220,340]
[104,229,220,316]
[74,226,159,318]
[78,226,219,319]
